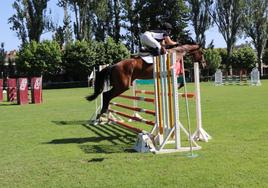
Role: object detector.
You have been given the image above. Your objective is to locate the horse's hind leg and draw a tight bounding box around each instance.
[100,86,128,115]
[178,81,184,89]
[95,87,127,123]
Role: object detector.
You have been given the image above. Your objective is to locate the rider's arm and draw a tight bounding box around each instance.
[164,36,178,46]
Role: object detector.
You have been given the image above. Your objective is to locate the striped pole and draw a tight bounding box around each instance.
[167,53,174,131]
[108,117,143,133]
[119,94,154,103]
[181,56,194,155]
[135,90,195,98]
[109,102,155,115]
[154,56,163,134]
[109,109,155,126]
[160,55,169,136]
[170,53,181,149]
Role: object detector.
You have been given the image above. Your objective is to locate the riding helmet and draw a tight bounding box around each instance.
[161,22,173,30]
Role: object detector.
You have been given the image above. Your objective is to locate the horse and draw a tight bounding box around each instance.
[86,44,205,120]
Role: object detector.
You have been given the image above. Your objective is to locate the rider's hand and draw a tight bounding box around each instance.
[160,47,166,55]
[173,43,180,47]
[165,43,180,49]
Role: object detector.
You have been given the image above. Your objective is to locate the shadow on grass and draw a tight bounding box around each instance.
[52,120,90,126]
[79,144,135,154]
[48,120,137,154]
[88,158,105,162]
[0,103,18,107]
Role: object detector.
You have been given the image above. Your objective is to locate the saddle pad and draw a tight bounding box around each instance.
[141,55,154,64]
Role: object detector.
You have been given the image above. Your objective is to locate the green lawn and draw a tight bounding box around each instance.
[0,80,268,188]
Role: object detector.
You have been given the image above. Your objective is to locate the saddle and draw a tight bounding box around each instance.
[132,46,165,58]
[130,47,153,58]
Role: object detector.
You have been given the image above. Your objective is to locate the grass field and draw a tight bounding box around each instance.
[0,80,268,188]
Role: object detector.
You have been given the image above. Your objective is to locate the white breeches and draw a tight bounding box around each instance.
[140,31,161,50]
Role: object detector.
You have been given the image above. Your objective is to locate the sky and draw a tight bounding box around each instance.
[0,0,250,52]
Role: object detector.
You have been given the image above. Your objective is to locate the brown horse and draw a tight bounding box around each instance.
[86,44,205,119]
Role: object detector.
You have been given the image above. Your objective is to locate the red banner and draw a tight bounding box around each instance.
[31,77,42,104]
[7,78,17,102]
[0,79,3,102]
[17,78,28,105]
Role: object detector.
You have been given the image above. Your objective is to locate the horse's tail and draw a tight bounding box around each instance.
[86,66,111,101]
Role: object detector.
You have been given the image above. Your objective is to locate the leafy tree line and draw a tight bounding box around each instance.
[15,39,258,81]
[8,0,268,51]
[6,0,268,80]
[16,38,130,81]
[200,45,257,78]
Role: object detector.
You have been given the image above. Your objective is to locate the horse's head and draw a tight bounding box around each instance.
[170,44,206,68]
[187,45,206,68]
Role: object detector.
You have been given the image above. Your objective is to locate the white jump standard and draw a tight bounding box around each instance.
[141,53,202,153]
[192,63,211,142]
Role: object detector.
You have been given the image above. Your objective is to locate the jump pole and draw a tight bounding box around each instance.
[151,53,201,153]
[192,62,211,142]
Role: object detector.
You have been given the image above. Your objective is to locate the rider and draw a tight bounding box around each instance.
[140,22,179,56]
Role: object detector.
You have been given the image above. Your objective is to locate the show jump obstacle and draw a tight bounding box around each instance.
[214,68,261,86]
[103,53,211,154]
[0,77,42,105]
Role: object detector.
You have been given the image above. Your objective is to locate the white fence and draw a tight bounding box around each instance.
[214,68,261,86]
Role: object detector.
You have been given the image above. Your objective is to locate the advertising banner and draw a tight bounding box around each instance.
[17,78,28,105]
[31,77,42,104]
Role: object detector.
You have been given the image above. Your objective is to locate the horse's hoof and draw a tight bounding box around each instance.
[99,114,108,124]
[93,119,99,126]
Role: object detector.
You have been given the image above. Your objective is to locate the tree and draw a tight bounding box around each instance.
[187,0,213,47]
[9,0,53,45]
[8,1,27,45]
[103,37,131,65]
[91,0,111,41]
[90,0,122,42]
[65,0,122,42]
[53,26,65,48]
[62,40,97,80]
[0,43,5,65]
[57,0,73,46]
[53,1,73,48]
[231,46,257,70]
[0,43,5,78]
[121,0,141,52]
[242,0,268,75]
[16,40,62,78]
[113,0,121,43]
[209,0,245,66]
[262,48,268,65]
[62,38,130,80]
[204,48,222,75]
[137,0,190,42]
[67,0,94,41]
